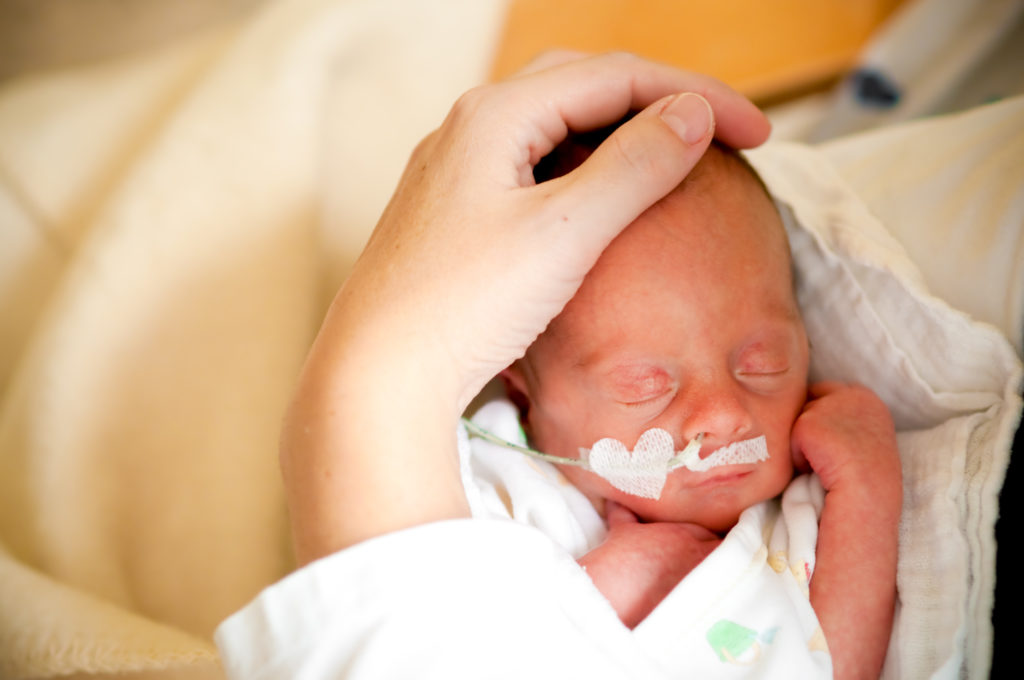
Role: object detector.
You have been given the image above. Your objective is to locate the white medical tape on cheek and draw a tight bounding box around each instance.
[584,429,677,500]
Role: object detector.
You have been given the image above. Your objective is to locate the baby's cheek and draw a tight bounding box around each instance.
[559,465,611,511]
[526,402,575,455]
[775,453,795,485]
[761,441,796,497]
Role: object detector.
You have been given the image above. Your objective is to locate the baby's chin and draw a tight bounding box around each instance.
[623,497,745,534]
[607,462,794,532]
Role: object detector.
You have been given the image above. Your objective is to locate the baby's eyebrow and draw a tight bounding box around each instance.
[766,294,804,324]
[602,362,669,382]
[572,341,660,370]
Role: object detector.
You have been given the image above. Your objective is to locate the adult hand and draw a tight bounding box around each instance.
[282,52,771,564]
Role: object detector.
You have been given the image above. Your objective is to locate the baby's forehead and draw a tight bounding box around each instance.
[530,136,795,351]
[590,153,788,280]
[539,171,793,342]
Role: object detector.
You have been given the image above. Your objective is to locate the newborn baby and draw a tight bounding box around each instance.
[506,143,804,531]
[497,140,901,677]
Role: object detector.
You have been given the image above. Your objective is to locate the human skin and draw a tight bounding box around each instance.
[504,145,807,532]
[504,147,902,677]
[792,381,902,680]
[280,52,771,565]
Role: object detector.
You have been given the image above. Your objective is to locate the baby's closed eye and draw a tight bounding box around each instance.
[604,365,675,405]
[733,342,796,393]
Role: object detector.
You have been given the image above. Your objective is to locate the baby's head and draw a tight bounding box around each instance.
[503,138,809,532]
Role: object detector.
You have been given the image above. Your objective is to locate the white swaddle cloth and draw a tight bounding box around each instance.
[459,398,831,677]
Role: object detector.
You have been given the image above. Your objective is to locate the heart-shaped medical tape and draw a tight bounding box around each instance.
[585,428,676,499]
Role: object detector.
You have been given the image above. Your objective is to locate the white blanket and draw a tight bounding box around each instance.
[217,415,833,678]
[748,121,1023,678]
[466,398,831,677]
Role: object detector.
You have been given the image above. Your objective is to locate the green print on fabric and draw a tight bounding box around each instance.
[706,619,779,664]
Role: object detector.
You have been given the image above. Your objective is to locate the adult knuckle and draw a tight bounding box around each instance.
[528,48,587,70]
[608,131,660,177]
[410,129,439,159]
[449,84,499,125]
[603,50,641,67]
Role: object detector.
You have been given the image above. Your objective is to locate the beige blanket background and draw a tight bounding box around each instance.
[1,0,1021,678]
[0,1,505,677]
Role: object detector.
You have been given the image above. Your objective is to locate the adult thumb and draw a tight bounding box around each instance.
[546,92,715,245]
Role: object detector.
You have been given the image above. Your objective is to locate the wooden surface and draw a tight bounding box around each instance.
[491,0,905,104]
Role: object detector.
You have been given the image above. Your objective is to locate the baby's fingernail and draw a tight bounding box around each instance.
[660,92,713,145]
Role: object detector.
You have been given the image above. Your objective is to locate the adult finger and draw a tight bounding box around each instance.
[500,52,769,152]
[535,92,714,247]
[513,48,590,76]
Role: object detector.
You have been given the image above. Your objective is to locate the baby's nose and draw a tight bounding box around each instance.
[675,380,753,452]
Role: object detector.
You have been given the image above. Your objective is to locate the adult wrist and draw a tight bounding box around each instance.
[281,306,471,564]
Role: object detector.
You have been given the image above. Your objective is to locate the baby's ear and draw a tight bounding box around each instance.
[499,363,532,425]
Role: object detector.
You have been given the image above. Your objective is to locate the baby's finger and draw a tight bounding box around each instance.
[604,500,639,527]
[805,381,851,401]
[789,403,820,475]
[789,436,813,475]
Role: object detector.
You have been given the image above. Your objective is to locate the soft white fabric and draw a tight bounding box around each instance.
[215,520,830,679]
[818,95,1024,356]
[463,399,832,675]
[215,399,831,678]
[746,129,1022,678]
[459,400,607,557]
[216,100,1022,678]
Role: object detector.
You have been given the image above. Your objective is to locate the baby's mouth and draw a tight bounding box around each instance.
[690,467,756,488]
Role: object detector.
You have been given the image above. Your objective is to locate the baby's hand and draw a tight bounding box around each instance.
[790,381,900,497]
[794,382,902,678]
[578,502,721,628]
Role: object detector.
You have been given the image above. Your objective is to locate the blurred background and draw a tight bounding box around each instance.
[1,1,1021,678]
